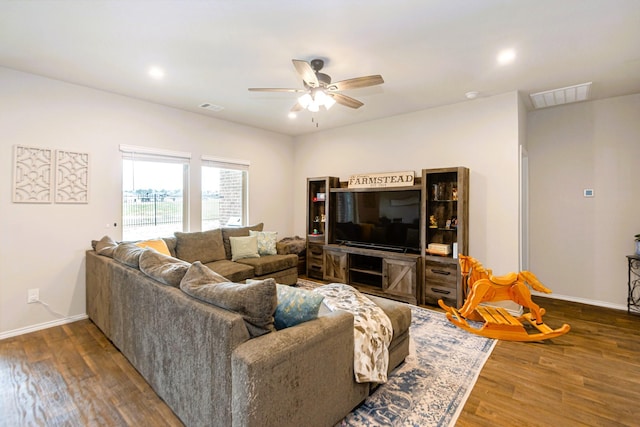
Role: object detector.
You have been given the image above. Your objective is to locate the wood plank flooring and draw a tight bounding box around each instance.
[1,297,639,426]
[457,297,640,427]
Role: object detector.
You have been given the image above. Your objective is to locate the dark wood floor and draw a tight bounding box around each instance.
[1,297,639,427]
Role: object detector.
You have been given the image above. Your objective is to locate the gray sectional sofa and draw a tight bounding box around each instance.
[85,229,412,427]
[164,223,299,285]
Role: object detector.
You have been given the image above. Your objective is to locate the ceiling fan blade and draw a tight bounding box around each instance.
[248,88,306,93]
[292,59,319,88]
[328,75,384,91]
[291,102,304,112]
[330,93,364,109]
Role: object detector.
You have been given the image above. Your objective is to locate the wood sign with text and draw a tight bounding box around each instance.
[348,171,415,188]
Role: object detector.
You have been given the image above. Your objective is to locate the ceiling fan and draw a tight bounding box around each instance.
[248,59,384,113]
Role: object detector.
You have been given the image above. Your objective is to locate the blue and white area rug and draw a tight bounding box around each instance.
[296,280,496,427]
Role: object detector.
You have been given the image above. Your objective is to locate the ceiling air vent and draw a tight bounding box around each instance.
[529,82,592,109]
[199,103,225,112]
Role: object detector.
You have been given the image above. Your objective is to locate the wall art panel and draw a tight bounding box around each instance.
[55,150,89,203]
[12,145,54,203]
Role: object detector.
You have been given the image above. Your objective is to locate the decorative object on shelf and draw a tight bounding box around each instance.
[429,215,438,228]
[452,187,458,201]
[427,243,451,256]
[348,171,414,189]
[635,234,640,255]
[438,254,570,341]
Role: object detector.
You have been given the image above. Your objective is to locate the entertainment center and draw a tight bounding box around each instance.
[306,168,469,307]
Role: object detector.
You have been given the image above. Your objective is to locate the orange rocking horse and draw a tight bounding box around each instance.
[438,254,570,341]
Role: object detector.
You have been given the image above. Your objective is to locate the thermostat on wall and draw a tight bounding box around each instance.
[584,189,594,197]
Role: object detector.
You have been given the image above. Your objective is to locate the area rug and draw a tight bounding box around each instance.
[296,279,496,427]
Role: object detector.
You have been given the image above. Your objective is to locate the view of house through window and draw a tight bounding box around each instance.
[121,148,189,241]
[202,157,248,230]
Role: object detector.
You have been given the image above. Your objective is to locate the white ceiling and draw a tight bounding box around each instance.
[2,0,639,136]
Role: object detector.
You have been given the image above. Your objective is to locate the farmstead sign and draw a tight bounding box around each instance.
[348,171,415,189]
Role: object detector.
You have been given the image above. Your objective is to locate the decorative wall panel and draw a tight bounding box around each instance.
[12,145,54,203]
[55,150,89,203]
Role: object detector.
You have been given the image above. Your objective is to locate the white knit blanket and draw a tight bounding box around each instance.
[313,283,393,383]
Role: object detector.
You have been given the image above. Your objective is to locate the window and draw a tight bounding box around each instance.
[201,156,249,230]
[121,145,190,241]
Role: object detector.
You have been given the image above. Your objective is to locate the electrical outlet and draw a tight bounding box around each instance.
[27,288,39,304]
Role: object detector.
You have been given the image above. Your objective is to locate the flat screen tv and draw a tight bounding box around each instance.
[333,189,421,253]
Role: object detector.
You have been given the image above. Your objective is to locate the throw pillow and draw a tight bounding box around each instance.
[180,262,276,338]
[221,223,264,260]
[113,243,145,268]
[135,238,171,256]
[95,235,118,257]
[229,235,260,261]
[139,249,190,287]
[249,230,278,256]
[174,229,226,264]
[274,284,325,330]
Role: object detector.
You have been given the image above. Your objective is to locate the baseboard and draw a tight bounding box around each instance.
[0,313,89,340]
[532,291,627,312]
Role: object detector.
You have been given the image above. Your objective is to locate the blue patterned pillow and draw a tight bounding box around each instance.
[274,284,325,330]
[249,230,278,256]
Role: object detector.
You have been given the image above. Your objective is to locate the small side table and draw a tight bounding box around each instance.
[626,255,640,315]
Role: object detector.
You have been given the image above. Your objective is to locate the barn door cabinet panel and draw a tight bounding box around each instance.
[324,249,348,283]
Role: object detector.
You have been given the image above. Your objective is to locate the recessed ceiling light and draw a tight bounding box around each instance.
[497,49,516,65]
[288,112,297,119]
[465,91,479,100]
[148,66,165,80]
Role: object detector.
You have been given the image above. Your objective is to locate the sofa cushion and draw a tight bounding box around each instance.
[135,238,171,256]
[204,260,254,282]
[235,254,298,276]
[95,235,118,257]
[162,236,177,257]
[230,235,260,261]
[180,261,276,338]
[139,249,191,287]
[274,284,325,330]
[174,229,226,264]
[249,230,278,256]
[221,223,263,260]
[113,243,145,268]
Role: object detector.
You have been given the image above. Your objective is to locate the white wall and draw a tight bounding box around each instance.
[528,93,640,309]
[0,67,295,337]
[293,92,522,275]
[3,65,633,337]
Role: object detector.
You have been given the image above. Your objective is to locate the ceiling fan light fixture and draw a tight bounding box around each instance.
[308,101,320,113]
[324,94,336,110]
[298,93,312,108]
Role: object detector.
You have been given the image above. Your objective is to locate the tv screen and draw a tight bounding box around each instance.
[334,190,421,253]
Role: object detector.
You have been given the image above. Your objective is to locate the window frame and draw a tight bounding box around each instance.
[120,144,191,240]
[201,155,250,229]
